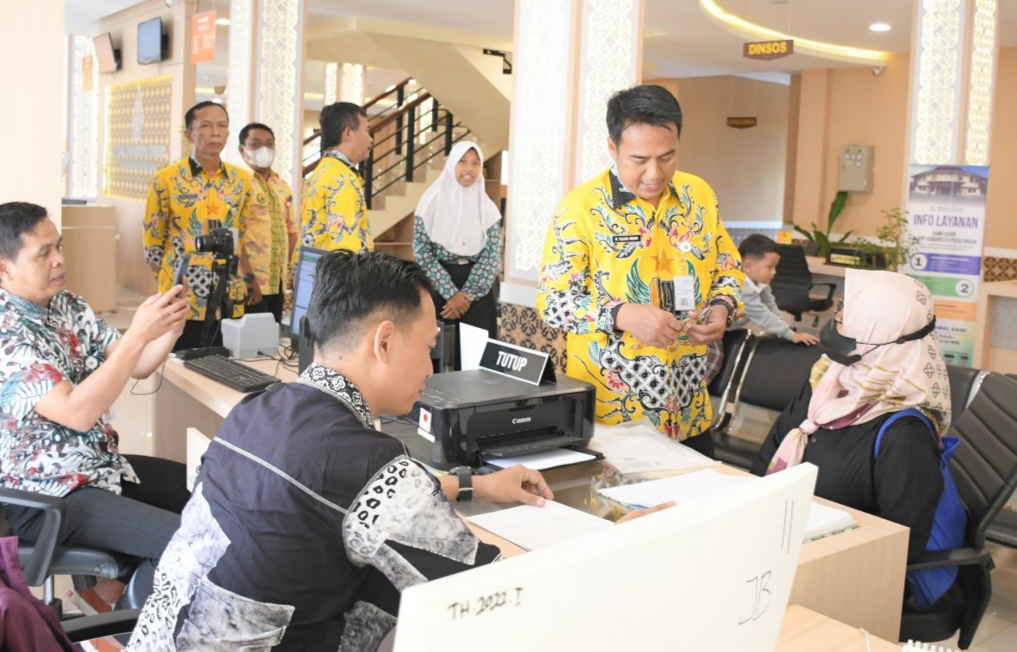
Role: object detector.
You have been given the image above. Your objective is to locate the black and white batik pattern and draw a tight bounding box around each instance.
[339,601,397,652]
[344,456,481,590]
[127,484,296,651]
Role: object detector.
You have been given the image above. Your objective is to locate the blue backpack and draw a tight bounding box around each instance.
[875,408,968,609]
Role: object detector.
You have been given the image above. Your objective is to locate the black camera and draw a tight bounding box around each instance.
[194,227,234,258]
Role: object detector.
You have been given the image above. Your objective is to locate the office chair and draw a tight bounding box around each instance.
[0,487,138,619]
[900,373,1017,649]
[706,329,753,432]
[709,336,828,470]
[770,244,838,326]
[985,373,1017,551]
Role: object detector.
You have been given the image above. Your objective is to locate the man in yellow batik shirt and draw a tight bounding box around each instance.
[301,102,375,253]
[238,122,297,324]
[537,85,743,457]
[144,101,258,351]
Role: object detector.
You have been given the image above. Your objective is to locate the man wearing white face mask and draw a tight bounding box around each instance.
[239,122,296,323]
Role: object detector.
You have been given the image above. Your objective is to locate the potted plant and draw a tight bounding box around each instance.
[793,191,853,258]
[852,207,917,271]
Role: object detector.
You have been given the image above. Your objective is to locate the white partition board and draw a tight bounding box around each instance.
[395,464,819,651]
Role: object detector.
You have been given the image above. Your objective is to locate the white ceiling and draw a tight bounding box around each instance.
[67,0,1017,85]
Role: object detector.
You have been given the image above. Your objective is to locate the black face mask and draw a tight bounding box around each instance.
[819,316,938,366]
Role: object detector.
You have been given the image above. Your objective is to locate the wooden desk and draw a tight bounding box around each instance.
[154,360,908,641]
[777,605,900,651]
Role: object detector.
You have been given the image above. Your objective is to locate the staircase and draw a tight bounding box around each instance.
[302,78,489,261]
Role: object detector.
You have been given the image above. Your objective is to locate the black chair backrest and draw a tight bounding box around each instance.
[770,245,814,315]
[949,373,1017,547]
[946,364,981,423]
[736,336,827,412]
[708,329,751,399]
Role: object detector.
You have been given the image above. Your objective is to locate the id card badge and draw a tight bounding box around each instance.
[672,277,696,312]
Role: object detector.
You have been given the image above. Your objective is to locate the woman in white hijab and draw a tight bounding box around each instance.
[413,141,502,369]
[753,269,965,609]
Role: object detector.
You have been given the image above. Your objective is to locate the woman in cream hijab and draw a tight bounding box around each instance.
[413,141,502,369]
[753,270,963,606]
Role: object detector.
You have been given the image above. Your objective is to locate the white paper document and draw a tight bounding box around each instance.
[485,448,596,471]
[467,500,613,551]
[803,501,857,541]
[587,420,720,474]
[598,469,856,542]
[597,468,755,508]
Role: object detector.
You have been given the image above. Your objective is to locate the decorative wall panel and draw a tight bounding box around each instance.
[575,0,640,186]
[104,77,173,201]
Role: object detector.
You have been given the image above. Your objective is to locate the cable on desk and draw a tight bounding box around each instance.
[129,360,168,396]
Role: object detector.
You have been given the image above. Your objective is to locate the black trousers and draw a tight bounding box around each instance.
[172,319,223,352]
[431,262,498,371]
[682,432,716,459]
[5,455,190,607]
[246,292,285,324]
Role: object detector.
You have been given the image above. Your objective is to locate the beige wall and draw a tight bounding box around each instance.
[791,49,1017,252]
[986,48,1017,252]
[0,1,65,225]
[791,54,910,238]
[98,0,196,295]
[673,75,790,224]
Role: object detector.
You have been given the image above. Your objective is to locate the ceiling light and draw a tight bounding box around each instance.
[869,23,891,32]
[216,18,231,26]
[699,0,890,66]
[409,78,417,85]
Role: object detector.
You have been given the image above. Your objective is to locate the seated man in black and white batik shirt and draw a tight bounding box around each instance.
[127,250,554,652]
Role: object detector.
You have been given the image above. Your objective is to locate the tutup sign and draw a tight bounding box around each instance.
[744,40,794,60]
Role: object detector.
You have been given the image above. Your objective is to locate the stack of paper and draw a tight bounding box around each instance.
[587,420,721,474]
[467,501,613,550]
[597,469,857,542]
[486,448,597,471]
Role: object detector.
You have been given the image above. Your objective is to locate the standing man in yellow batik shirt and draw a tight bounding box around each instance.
[301,102,374,253]
[537,85,743,457]
[144,101,258,352]
[238,122,297,324]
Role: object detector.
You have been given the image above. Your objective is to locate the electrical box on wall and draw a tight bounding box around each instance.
[839,144,875,192]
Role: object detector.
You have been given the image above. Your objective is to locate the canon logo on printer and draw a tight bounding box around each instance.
[512,417,532,425]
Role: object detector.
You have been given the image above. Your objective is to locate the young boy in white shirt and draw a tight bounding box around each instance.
[732,234,818,345]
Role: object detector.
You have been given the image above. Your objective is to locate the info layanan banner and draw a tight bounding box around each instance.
[905,164,989,367]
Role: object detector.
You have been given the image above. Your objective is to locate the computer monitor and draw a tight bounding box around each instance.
[289,247,327,339]
[137,17,165,65]
[92,32,120,73]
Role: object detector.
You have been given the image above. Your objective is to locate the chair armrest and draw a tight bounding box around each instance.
[809,283,838,301]
[63,608,141,641]
[0,487,65,586]
[906,547,992,571]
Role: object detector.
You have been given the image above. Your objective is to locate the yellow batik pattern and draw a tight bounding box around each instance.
[537,169,743,441]
[247,171,296,295]
[144,158,252,321]
[300,155,374,253]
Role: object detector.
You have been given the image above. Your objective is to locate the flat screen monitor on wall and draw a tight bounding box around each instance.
[137,17,164,65]
[93,32,120,73]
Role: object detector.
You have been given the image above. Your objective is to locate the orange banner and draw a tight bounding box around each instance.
[82,55,93,91]
[933,299,978,322]
[191,10,216,64]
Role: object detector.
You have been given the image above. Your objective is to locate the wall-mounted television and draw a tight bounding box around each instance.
[137,17,166,65]
[92,32,120,73]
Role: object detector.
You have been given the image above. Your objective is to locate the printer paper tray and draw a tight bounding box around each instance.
[481,435,588,458]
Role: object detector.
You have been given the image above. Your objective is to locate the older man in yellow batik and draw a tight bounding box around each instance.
[537,86,743,457]
[238,122,297,324]
[144,101,256,351]
[301,102,375,253]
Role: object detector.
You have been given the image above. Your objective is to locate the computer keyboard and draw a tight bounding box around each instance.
[183,355,280,393]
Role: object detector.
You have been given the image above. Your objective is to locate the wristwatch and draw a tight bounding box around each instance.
[450,466,473,502]
[242,272,256,284]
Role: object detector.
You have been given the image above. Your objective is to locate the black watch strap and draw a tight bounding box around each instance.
[454,467,473,503]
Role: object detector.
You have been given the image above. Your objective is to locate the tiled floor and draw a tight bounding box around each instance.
[94,288,1017,649]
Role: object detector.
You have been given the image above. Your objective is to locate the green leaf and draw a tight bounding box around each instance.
[793,224,814,241]
[187,211,203,238]
[828,191,848,229]
[626,262,651,305]
[835,230,854,244]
